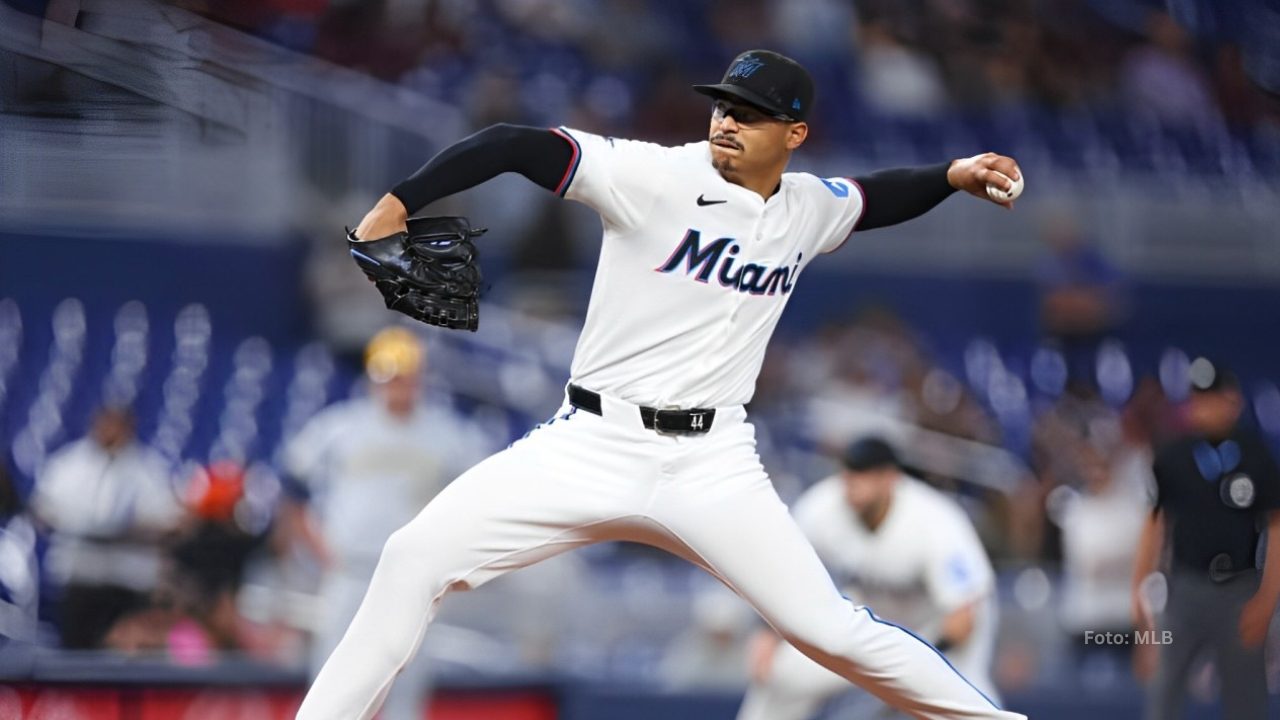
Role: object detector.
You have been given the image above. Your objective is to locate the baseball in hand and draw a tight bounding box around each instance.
[986,170,1024,202]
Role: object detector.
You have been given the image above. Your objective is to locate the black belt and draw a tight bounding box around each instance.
[567,384,715,435]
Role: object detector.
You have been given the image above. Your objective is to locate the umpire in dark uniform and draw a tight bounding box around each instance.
[1131,357,1280,719]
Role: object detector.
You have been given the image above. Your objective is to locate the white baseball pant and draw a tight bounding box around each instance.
[296,392,1025,720]
[737,629,998,720]
[312,563,434,720]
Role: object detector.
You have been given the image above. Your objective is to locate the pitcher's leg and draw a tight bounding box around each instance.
[741,563,1008,717]
[679,518,1015,718]
[736,638,848,720]
[309,567,373,679]
[649,434,1023,720]
[297,427,632,720]
[381,650,434,720]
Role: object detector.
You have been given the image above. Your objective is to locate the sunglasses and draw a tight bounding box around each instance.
[711,100,795,125]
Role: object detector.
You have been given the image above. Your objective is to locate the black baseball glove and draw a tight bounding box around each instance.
[348,216,486,331]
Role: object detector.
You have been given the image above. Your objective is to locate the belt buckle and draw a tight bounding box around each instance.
[649,406,684,437]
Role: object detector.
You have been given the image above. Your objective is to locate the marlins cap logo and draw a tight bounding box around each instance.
[728,56,766,79]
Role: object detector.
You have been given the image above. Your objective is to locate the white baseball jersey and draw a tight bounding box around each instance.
[553,127,864,408]
[283,397,486,566]
[794,475,996,643]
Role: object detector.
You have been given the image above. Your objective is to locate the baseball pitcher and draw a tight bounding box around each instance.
[298,50,1027,720]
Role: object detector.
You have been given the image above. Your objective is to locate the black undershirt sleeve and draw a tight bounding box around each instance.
[852,162,957,231]
[390,123,574,214]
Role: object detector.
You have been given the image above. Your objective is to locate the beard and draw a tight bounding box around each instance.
[710,143,741,177]
[711,153,734,175]
[856,497,890,530]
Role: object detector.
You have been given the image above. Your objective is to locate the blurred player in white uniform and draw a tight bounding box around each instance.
[738,437,999,720]
[281,328,482,720]
[299,49,1026,720]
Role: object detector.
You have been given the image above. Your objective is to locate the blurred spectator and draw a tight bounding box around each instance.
[1051,447,1148,685]
[163,461,270,663]
[149,0,1280,164]
[0,459,39,644]
[737,437,999,720]
[461,69,526,128]
[1132,358,1280,719]
[1023,2,1120,109]
[1211,45,1274,132]
[583,0,672,72]
[278,327,483,720]
[1036,211,1126,385]
[705,0,773,62]
[310,1,415,81]
[659,586,753,691]
[1119,11,1221,131]
[95,459,257,660]
[769,0,854,58]
[1018,377,1122,561]
[906,365,1001,446]
[854,20,949,117]
[1120,376,1180,465]
[635,63,716,144]
[803,311,920,453]
[1048,379,1164,685]
[29,406,182,649]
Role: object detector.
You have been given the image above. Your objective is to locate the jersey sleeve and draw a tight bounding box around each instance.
[923,510,995,612]
[800,175,867,255]
[552,127,669,233]
[281,404,346,500]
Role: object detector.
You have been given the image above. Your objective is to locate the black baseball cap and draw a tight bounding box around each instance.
[693,50,814,122]
[841,436,901,473]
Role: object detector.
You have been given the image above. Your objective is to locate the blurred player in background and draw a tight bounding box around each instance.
[737,436,998,720]
[1132,358,1280,720]
[30,405,183,649]
[280,327,471,720]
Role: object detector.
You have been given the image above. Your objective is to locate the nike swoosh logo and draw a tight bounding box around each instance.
[697,195,727,206]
